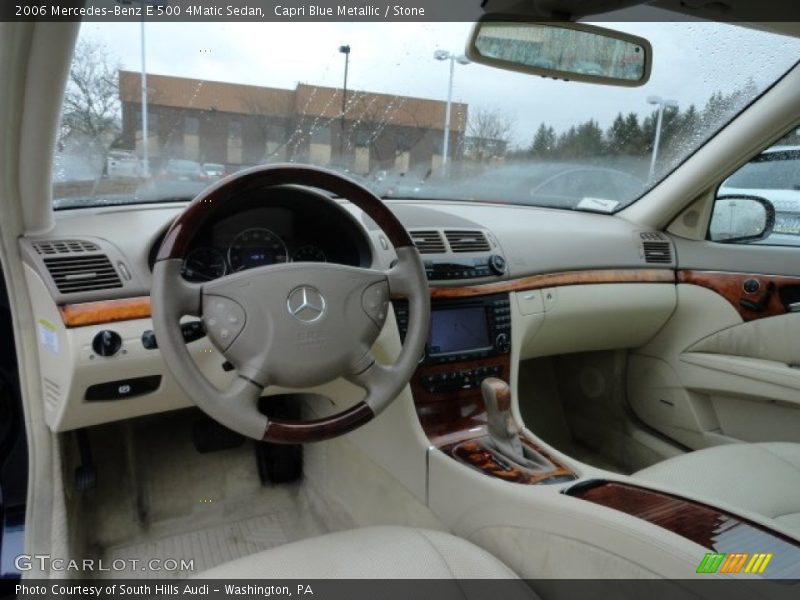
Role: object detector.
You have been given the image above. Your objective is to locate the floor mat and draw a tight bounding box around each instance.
[84,412,329,579]
[101,505,311,579]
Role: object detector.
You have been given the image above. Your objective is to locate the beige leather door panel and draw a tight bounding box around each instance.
[629,283,800,449]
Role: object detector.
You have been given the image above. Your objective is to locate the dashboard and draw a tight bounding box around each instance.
[21,193,680,433]
[147,186,372,282]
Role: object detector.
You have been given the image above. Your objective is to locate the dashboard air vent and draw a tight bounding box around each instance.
[445,230,490,253]
[32,240,100,255]
[410,230,446,253]
[43,255,123,294]
[640,232,672,264]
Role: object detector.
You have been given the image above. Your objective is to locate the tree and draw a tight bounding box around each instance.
[529,124,556,157]
[702,78,758,131]
[59,38,122,168]
[605,112,645,156]
[347,93,428,168]
[466,107,513,162]
[574,119,605,157]
[605,113,628,155]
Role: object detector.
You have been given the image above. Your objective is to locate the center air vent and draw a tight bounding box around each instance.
[32,240,100,255]
[410,230,446,254]
[445,230,490,253]
[43,255,123,294]
[640,232,672,264]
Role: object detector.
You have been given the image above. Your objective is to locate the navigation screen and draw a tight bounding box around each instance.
[427,307,491,356]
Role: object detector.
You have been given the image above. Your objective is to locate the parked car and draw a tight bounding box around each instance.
[440,163,644,211]
[367,169,429,198]
[104,150,141,179]
[159,159,208,182]
[719,146,800,245]
[202,163,227,180]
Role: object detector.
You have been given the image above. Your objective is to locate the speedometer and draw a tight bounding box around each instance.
[227,228,288,272]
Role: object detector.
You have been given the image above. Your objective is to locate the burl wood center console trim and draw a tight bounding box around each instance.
[411,338,577,484]
[567,481,800,557]
[412,354,510,448]
[443,438,577,485]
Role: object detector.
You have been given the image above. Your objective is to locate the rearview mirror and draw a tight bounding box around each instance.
[467,17,652,87]
[709,195,776,243]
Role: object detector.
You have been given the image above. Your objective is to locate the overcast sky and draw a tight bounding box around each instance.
[78,16,800,148]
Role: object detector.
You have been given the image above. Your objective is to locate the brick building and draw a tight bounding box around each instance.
[118,71,468,175]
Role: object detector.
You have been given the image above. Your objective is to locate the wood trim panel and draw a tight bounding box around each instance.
[58,268,676,327]
[411,355,510,447]
[430,268,675,299]
[568,481,800,555]
[262,401,374,444]
[678,270,800,322]
[443,438,577,485]
[60,297,151,328]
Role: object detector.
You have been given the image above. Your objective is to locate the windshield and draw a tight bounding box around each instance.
[53,20,800,211]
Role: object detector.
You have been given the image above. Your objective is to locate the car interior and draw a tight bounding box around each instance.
[1,0,800,589]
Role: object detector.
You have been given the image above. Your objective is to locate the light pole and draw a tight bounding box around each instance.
[433,50,469,176]
[339,44,350,164]
[647,95,678,179]
[140,13,149,178]
[120,0,164,178]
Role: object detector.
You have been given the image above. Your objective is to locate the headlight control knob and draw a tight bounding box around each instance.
[92,330,122,357]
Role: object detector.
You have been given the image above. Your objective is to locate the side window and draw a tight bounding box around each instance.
[710,130,800,246]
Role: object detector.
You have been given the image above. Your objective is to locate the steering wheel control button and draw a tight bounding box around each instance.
[92,330,122,357]
[362,281,390,328]
[203,296,246,351]
[287,285,326,323]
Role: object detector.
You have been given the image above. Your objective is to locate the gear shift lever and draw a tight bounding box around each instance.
[481,377,553,470]
[481,377,524,458]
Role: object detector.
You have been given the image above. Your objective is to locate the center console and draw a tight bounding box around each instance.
[395,292,576,484]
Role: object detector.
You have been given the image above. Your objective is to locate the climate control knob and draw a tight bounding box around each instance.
[495,332,510,354]
[490,254,507,275]
[92,330,122,357]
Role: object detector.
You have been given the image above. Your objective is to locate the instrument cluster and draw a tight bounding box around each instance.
[181,226,334,282]
[150,189,371,283]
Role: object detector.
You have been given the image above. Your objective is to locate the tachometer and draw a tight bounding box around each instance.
[227,228,288,272]
[292,245,327,263]
[181,247,227,282]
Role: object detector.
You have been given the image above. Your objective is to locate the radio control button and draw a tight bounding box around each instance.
[495,333,510,353]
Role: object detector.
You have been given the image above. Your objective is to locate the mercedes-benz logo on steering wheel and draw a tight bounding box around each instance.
[287,285,326,323]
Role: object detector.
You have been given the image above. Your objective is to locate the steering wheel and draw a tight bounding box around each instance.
[151,165,429,443]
